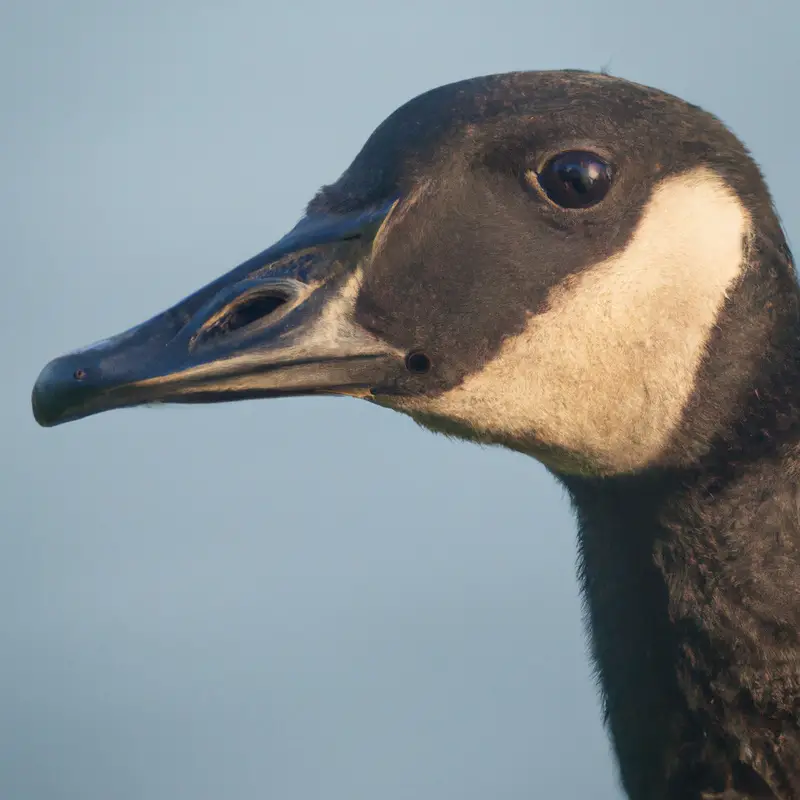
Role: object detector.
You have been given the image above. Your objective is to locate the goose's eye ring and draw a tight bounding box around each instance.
[531,151,613,209]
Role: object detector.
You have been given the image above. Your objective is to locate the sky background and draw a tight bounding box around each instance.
[2,2,798,798]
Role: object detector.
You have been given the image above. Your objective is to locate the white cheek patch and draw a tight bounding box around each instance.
[400,167,752,473]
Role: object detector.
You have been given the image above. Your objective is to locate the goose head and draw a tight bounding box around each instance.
[31,70,794,478]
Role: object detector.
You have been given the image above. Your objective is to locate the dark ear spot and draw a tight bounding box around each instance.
[405,350,432,374]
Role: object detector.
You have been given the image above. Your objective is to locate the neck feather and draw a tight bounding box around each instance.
[565,462,800,798]
[562,423,800,798]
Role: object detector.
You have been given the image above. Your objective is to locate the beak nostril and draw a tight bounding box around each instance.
[225,293,288,332]
[405,350,432,374]
[202,291,290,343]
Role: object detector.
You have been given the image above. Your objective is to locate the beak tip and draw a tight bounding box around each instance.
[31,360,61,427]
[31,355,89,427]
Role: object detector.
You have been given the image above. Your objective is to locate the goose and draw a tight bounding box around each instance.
[31,70,800,799]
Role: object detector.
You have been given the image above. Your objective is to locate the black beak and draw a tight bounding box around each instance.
[32,201,405,427]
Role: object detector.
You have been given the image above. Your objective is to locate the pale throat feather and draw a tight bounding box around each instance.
[397,167,752,474]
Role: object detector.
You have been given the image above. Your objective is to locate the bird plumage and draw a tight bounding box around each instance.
[32,71,800,798]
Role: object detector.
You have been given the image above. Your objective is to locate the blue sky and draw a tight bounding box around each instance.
[2,2,798,798]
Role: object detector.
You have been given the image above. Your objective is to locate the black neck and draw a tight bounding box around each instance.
[562,437,800,798]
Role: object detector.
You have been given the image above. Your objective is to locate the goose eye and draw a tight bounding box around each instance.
[534,151,612,209]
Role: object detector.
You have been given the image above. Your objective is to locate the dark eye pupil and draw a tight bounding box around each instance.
[537,151,612,209]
